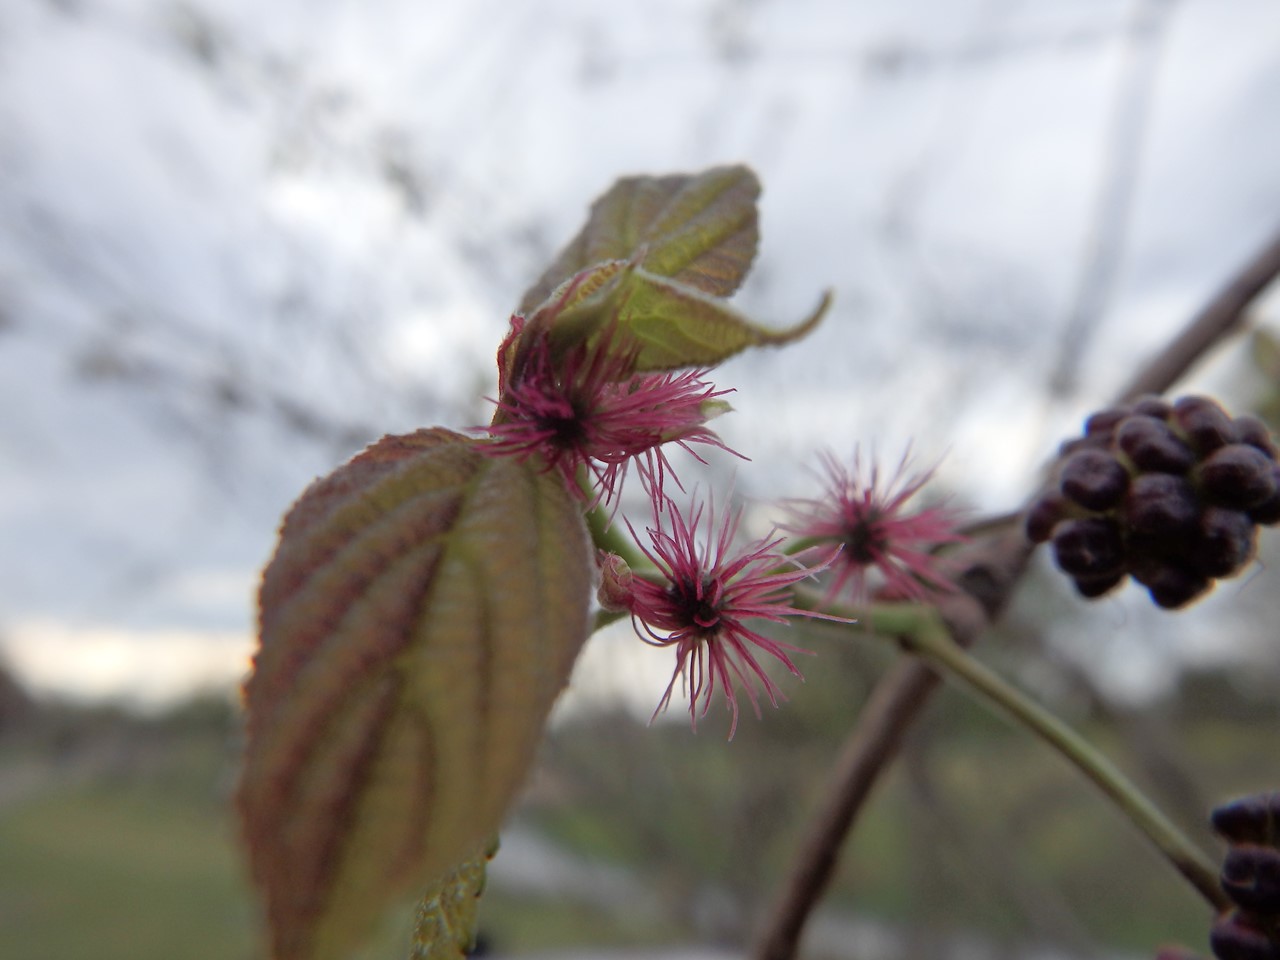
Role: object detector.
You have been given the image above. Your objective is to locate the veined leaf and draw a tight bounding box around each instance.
[507,167,830,379]
[238,428,592,960]
[608,269,833,372]
[518,165,760,315]
[409,839,497,960]
[535,266,832,374]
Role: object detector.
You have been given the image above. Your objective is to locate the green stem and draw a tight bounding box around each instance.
[782,535,827,556]
[899,607,1228,912]
[814,599,1228,913]
[584,502,646,569]
[592,608,628,632]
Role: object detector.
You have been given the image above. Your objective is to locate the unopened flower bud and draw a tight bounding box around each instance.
[1060,449,1130,510]
[1025,493,1068,544]
[1072,571,1125,599]
[1195,507,1257,578]
[1051,517,1124,577]
[1234,416,1278,457]
[1198,445,1279,510]
[1249,476,1280,525]
[596,551,634,612]
[1060,434,1110,457]
[1131,561,1211,610]
[1084,405,1130,437]
[1221,845,1280,915]
[1132,394,1174,419]
[1213,793,1280,848]
[1126,473,1199,538]
[1028,394,1278,610]
[1209,911,1280,960]
[1174,396,1238,454]
[1117,415,1196,474]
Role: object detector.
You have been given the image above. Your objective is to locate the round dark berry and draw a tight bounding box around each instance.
[1131,562,1211,610]
[1210,912,1279,960]
[1126,473,1200,538]
[1059,434,1109,458]
[1198,444,1279,510]
[1051,517,1125,577]
[1025,494,1068,544]
[1131,394,1173,419]
[1072,571,1125,599]
[1213,793,1280,846]
[1173,395,1238,453]
[1060,449,1130,510]
[1249,473,1280,525]
[1084,405,1130,437]
[1221,845,1280,915]
[1194,507,1257,578]
[1116,415,1196,474]
[1234,415,1278,458]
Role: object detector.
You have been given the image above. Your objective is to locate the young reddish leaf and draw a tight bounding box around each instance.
[238,428,592,960]
[518,165,760,315]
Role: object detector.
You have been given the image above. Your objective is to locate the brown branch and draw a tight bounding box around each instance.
[752,662,938,960]
[752,537,1025,960]
[751,223,1280,960]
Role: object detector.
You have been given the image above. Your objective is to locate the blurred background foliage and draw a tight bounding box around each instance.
[3,0,1280,957]
[2,513,1277,960]
[2,340,1279,960]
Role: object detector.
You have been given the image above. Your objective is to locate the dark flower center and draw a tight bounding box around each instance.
[669,575,721,632]
[843,518,885,564]
[538,394,590,448]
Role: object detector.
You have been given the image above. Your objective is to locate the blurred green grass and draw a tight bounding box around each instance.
[0,784,253,960]
[0,699,254,960]
[0,656,1276,960]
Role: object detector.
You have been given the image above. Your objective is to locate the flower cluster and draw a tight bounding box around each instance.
[484,315,736,504]
[485,312,961,733]
[1027,394,1280,609]
[1209,792,1280,960]
[783,448,965,603]
[604,493,843,738]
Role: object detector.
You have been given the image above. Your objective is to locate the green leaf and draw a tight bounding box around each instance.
[238,428,593,960]
[409,839,497,960]
[518,165,760,315]
[536,265,832,374]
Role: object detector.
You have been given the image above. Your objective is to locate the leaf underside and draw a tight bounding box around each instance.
[239,429,592,960]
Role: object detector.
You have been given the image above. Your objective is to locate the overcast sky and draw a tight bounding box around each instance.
[1,0,1278,706]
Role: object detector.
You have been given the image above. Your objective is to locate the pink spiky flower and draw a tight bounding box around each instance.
[484,316,737,502]
[618,492,844,738]
[784,448,965,603]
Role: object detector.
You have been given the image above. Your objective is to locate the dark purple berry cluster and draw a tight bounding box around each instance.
[1026,395,1280,609]
[1209,793,1280,960]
